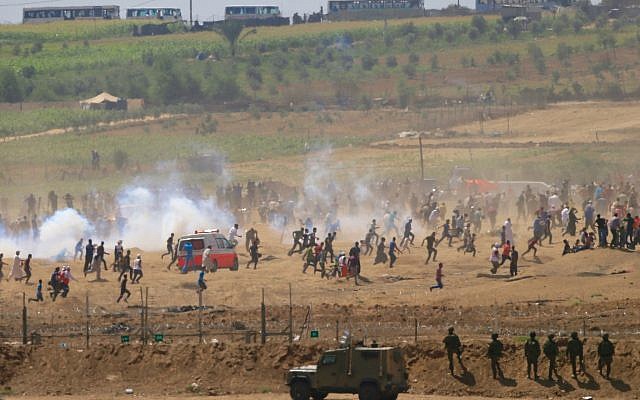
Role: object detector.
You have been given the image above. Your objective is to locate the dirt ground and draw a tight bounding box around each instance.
[1,224,639,399]
[5,396,539,400]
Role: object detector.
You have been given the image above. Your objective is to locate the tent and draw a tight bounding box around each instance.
[80,92,126,110]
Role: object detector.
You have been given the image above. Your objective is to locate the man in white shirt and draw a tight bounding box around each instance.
[228,224,242,247]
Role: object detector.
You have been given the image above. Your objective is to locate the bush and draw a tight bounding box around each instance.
[403,63,417,78]
[472,15,488,34]
[113,149,129,170]
[528,44,547,75]
[246,67,262,83]
[30,41,43,54]
[248,53,261,67]
[386,55,398,68]
[430,54,439,71]
[361,54,378,71]
[408,53,420,64]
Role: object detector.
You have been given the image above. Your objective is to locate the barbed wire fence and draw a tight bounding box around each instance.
[2,284,640,349]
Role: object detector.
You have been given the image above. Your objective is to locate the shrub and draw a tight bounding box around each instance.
[408,53,420,64]
[361,54,378,71]
[113,149,129,170]
[386,55,398,68]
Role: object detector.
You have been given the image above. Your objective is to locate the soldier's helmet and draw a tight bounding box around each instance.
[448,327,454,334]
[491,333,499,340]
[529,331,536,338]
[603,333,609,340]
[571,332,578,339]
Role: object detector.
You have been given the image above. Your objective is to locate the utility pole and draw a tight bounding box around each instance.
[418,134,425,180]
[288,283,293,344]
[85,292,90,349]
[189,0,193,28]
[22,293,27,345]
[260,288,266,345]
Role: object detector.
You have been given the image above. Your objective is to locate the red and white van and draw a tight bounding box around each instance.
[177,229,239,271]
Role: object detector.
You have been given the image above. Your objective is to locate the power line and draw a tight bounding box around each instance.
[0,0,69,7]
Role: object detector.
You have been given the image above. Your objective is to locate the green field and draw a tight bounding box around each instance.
[1,10,639,130]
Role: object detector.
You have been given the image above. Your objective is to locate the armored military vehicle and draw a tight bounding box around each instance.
[285,343,408,400]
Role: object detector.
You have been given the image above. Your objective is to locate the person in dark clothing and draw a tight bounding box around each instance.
[119,250,132,281]
[443,327,466,375]
[96,241,108,271]
[388,237,401,268]
[421,232,438,264]
[562,239,573,256]
[247,238,261,269]
[288,227,304,256]
[543,334,560,381]
[161,233,174,260]
[436,220,454,247]
[487,333,504,379]
[84,239,94,275]
[595,214,608,247]
[524,331,541,380]
[23,254,33,284]
[116,275,131,303]
[373,237,387,265]
[566,331,585,378]
[597,333,615,379]
[401,218,415,247]
[509,247,519,277]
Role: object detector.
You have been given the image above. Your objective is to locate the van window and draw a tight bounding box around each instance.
[180,239,205,251]
[191,239,205,250]
[321,354,336,365]
[216,238,233,249]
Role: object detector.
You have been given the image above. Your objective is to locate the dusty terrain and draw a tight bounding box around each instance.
[1,223,639,398]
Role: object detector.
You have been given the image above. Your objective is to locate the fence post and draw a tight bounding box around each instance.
[414,318,418,344]
[144,287,149,345]
[260,288,266,345]
[22,292,27,345]
[198,289,203,344]
[139,287,145,344]
[288,283,293,344]
[335,320,339,343]
[85,292,90,349]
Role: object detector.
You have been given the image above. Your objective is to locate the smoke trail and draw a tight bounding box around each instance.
[114,186,235,252]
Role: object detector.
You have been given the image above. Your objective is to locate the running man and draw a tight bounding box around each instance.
[161,233,175,260]
[116,275,131,303]
[421,232,438,264]
[28,279,44,303]
[429,262,444,291]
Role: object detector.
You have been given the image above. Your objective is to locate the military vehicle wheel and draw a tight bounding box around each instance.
[382,394,398,400]
[290,380,311,400]
[231,257,239,271]
[358,383,382,400]
[312,391,328,400]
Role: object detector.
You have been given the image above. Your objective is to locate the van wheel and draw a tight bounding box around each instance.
[382,394,398,400]
[211,261,218,273]
[358,383,381,400]
[290,380,311,400]
[231,257,239,271]
[312,391,327,400]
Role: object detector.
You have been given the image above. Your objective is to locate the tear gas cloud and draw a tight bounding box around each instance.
[0,155,234,260]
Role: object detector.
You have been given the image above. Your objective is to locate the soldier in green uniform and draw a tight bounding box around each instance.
[597,333,615,379]
[543,334,560,381]
[524,331,541,380]
[487,333,504,379]
[443,327,466,375]
[566,331,585,378]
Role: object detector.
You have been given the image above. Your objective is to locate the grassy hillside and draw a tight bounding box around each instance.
[1,10,639,121]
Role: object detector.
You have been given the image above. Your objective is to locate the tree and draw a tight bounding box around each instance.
[527,44,546,75]
[471,15,488,35]
[0,67,24,103]
[215,21,254,58]
[556,42,572,67]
